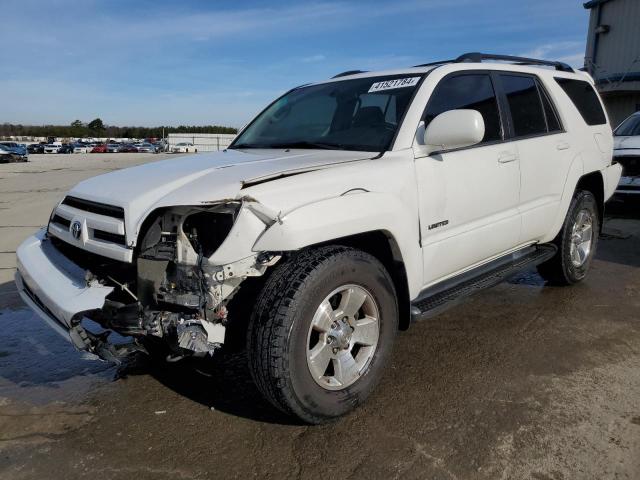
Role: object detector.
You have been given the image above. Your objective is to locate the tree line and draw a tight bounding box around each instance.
[0,118,237,139]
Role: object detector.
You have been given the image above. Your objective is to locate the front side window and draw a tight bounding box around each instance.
[614,114,640,136]
[500,74,547,137]
[423,74,502,144]
[231,74,422,152]
[554,78,607,126]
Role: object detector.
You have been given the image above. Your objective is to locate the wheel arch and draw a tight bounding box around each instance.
[545,166,605,243]
[575,171,604,230]
[252,191,422,304]
[306,230,412,331]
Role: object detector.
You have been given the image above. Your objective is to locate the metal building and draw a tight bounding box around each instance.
[166,133,236,152]
[584,0,640,127]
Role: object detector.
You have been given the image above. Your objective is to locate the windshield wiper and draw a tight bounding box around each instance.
[229,143,264,149]
[264,141,343,150]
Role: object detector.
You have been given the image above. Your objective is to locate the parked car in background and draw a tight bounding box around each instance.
[171,142,197,153]
[0,142,28,157]
[73,144,93,154]
[0,143,27,162]
[107,143,121,153]
[117,144,138,153]
[43,143,62,154]
[91,144,108,153]
[135,142,158,153]
[58,144,75,154]
[613,112,640,196]
[27,143,46,154]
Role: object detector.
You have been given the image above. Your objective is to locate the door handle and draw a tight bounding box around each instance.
[556,142,570,150]
[498,152,517,163]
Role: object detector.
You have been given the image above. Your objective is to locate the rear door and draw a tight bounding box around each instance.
[413,72,521,287]
[496,73,575,243]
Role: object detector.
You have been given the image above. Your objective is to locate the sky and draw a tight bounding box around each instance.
[1,0,590,128]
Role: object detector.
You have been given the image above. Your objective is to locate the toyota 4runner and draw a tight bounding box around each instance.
[15,53,621,423]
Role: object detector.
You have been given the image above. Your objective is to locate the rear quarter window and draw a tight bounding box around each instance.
[554,78,607,126]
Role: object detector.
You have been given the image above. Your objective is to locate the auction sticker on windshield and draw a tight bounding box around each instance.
[368,77,420,93]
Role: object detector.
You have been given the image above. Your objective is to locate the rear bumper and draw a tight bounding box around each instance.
[604,162,623,200]
[15,228,114,349]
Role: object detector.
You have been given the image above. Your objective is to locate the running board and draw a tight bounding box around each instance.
[410,244,557,322]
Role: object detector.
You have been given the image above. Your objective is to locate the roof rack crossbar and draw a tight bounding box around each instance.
[455,52,574,72]
[412,59,457,68]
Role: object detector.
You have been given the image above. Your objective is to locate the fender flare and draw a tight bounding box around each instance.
[542,153,585,243]
[252,191,423,298]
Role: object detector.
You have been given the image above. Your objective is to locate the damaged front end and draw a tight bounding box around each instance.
[16,199,280,363]
[91,201,280,361]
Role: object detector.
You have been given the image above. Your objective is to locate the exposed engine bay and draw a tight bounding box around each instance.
[58,201,280,362]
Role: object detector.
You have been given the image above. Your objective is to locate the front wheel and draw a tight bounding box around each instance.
[247,246,398,424]
[538,190,599,285]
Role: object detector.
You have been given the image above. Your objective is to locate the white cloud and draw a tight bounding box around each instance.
[519,41,585,68]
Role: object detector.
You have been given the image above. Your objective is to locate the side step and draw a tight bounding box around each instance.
[411,244,557,322]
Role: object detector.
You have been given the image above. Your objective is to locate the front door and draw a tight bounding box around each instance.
[413,72,521,288]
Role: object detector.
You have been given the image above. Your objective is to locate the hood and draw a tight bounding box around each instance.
[68,148,374,238]
[614,135,640,151]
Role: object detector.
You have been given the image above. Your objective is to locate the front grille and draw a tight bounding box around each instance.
[614,156,640,177]
[50,236,135,279]
[93,230,126,245]
[51,214,71,228]
[61,196,125,219]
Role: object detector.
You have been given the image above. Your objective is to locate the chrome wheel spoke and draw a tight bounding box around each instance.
[311,299,335,333]
[333,351,359,386]
[352,316,378,346]
[337,287,367,318]
[307,342,333,380]
[569,208,594,268]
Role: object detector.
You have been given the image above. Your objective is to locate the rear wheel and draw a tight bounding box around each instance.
[247,246,398,424]
[538,190,599,285]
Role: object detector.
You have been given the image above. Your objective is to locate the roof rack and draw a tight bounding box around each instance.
[332,69,368,78]
[413,52,574,73]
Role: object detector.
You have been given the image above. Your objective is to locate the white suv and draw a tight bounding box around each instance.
[15,53,621,423]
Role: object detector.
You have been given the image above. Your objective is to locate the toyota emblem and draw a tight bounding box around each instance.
[71,221,82,240]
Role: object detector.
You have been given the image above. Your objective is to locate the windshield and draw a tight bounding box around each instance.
[231,74,423,152]
[615,114,640,136]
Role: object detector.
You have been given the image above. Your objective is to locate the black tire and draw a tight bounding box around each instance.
[247,246,398,424]
[537,190,600,285]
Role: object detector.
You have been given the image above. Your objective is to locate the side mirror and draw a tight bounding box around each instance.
[423,109,485,153]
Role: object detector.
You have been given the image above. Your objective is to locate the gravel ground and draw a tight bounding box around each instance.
[0,153,639,479]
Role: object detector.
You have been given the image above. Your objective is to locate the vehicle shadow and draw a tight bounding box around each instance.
[119,349,301,426]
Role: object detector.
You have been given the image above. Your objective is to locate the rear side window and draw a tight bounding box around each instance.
[500,75,547,137]
[537,80,562,133]
[424,74,502,143]
[554,78,607,126]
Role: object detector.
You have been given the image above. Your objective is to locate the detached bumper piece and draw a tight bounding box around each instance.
[15,229,142,363]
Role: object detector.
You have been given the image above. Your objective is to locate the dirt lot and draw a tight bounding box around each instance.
[0,154,639,479]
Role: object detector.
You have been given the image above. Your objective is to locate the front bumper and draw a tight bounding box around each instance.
[616,176,640,195]
[15,228,114,349]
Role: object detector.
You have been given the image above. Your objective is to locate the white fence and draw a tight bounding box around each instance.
[167,133,237,152]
